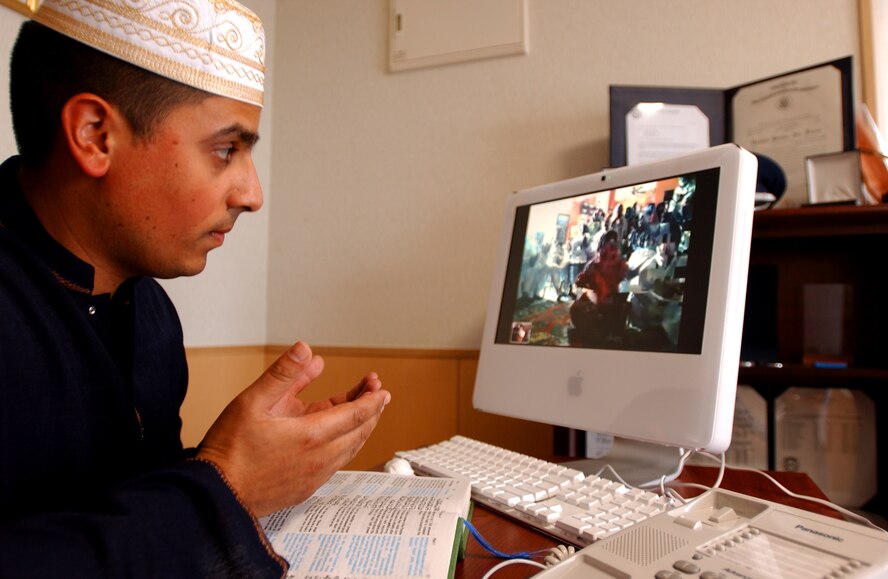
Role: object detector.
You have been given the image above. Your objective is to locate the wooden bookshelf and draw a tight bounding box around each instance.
[741,203,888,515]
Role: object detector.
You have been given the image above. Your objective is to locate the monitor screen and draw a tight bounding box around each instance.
[496,168,718,355]
[474,144,757,454]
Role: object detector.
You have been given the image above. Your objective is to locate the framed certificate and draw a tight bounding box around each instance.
[610,57,854,209]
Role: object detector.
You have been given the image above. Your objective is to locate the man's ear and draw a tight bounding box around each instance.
[60,93,120,178]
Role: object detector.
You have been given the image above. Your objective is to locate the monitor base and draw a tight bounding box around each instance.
[562,435,686,488]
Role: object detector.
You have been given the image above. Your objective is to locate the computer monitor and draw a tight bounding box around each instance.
[473,144,757,465]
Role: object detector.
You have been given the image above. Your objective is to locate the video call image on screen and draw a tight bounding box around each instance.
[496,168,720,354]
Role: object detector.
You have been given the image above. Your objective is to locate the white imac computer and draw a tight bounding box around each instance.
[473,143,758,480]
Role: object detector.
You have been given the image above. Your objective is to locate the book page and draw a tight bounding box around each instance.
[260,472,472,579]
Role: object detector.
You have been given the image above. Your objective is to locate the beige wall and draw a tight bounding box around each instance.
[265,0,861,351]
[860,0,888,125]
[0,9,25,158]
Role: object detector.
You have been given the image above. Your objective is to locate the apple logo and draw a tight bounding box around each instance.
[567,371,583,396]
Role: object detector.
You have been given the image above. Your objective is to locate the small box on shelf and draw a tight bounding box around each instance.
[802,283,854,367]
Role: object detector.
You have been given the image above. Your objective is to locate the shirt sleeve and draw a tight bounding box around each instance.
[0,459,288,578]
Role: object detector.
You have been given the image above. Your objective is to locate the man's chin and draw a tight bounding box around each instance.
[155,259,208,280]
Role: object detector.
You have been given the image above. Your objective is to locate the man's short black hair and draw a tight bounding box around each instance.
[10,21,210,168]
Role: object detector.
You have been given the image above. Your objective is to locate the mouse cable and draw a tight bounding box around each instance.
[587,449,695,508]
[461,518,576,578]
[480,558,547,579]
[477,545,576,579]
[461,517,551,560]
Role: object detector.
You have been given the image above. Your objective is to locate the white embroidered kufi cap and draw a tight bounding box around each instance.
[31,0,265,107]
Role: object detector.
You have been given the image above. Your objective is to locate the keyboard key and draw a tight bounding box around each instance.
[555,516,591,534]
[639,504,666,516]
[493,491,521,507]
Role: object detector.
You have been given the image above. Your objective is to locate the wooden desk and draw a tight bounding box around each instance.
[455,465,836,578]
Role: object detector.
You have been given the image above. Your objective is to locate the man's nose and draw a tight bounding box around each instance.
[233,157,263,213]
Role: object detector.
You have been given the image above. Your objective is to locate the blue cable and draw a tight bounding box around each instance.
[461,517,550,560]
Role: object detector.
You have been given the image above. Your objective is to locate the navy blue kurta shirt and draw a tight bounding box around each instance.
[0,156,286,577]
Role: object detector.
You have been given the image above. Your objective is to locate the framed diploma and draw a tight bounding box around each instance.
[610,57,854,209]
[730,58,853,208]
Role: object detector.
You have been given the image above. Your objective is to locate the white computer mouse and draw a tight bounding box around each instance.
[383,457,415,476]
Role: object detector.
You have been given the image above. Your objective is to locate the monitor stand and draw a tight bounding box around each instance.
[561,434,686,488]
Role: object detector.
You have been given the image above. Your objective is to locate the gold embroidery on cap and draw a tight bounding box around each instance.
[33,0,264,106]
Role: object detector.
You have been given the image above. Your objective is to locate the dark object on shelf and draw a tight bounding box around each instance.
[740,264,779,364]
[753,153,787,210]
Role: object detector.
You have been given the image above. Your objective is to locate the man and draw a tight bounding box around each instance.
[0,0,391,576]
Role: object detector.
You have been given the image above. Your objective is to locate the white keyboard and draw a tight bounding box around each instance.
[396,435,673,547]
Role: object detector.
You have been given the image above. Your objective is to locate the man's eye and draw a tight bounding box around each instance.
[213,146,235,162]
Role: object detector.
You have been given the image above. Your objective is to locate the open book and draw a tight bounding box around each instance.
[260,471,473,579]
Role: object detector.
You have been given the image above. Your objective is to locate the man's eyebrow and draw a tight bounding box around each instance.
[209,124,260,147]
